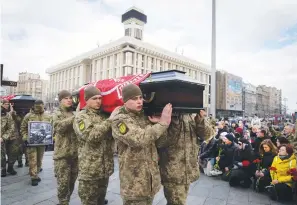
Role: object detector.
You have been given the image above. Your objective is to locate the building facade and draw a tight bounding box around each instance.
[243,82,257,117]
[13,72,47,101]
[268,87,282,115]
[46,7,211,108]
[256,85,270,117]
[216,70,243,118]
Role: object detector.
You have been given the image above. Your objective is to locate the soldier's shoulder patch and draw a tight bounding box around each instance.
[117,121,128,135]
[79,120,85,131]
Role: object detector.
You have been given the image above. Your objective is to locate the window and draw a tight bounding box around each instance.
[135,29,142,40]
[125,28,131,36]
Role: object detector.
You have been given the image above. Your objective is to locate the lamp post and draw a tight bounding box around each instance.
[210,0,217,118]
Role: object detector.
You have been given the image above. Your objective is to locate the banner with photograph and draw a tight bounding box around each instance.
[28,121,53,146]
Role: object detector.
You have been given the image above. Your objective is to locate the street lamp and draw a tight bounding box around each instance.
[210,0,216,118]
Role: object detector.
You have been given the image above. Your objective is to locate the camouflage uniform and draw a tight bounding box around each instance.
[52,106,78,205]
[157,114,215,205]
[287,133,297,157]
[11,112,28,167]
[73,108,114,205]
[20,108,51,182]
[111,107,168,205]
[1,109,15,176]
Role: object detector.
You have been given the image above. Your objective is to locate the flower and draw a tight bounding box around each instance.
[242,160,250,167]
[269,167,277,171]
[253,159,261,164]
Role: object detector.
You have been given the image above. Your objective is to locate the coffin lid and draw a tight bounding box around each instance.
[10,95,36,102]
[140,70,205,89]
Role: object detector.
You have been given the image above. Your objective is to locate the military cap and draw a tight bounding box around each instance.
[84,85,101,101]
[122,84,142,103]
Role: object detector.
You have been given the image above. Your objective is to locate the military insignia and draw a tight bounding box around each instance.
[79,121,85,131]
[117,122,128,134]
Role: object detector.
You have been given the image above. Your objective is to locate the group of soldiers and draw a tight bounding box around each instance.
[1,83,215,205]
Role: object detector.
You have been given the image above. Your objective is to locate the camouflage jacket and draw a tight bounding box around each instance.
[287,133,297,155]
[1,110,14,141]
[11,111,24,141]
[20,110,52,143]
[52,106,78,160]
[157,114,215,184]
[111,107,168,200]
[73,108,114,180]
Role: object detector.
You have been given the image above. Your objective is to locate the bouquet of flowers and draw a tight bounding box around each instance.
[253,159,262,171]
[287,168,297,181]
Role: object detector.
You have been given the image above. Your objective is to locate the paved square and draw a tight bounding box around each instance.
[1,152,295,205]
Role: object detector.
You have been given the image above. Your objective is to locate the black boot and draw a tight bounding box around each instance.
[25,160,29,167]
[37,177,41,182]
[31,179,38,186]
[39,168,43,172]
[105,199,108,204]
[18,161,23,168]
[1,169,7,177]
[7,165,17,175]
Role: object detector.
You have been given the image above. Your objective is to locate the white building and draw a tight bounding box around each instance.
[46,7,211,107]
[15,72,47,101]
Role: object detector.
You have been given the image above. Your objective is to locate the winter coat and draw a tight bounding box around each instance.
[270,154,297,187]
[200,137,218,160]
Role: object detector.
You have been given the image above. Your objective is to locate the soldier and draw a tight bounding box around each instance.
[1,99,16,177]
[11,110,28,167]
[73,86,114,205]
[21,100,51,186]
[52,90,78,205]
[110,84,172,205]
[284,124,297,156]
[157,109,215,205]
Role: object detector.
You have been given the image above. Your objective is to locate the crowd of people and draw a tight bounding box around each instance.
[199,117,297,202]
[1,83,297,205]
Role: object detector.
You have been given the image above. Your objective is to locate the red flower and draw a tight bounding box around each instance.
[269,167,277,171]
[253,159,261,164]
[242,160,250,167]
[293,175,297,181]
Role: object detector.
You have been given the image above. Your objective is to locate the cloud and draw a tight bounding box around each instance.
[1,0,297,112]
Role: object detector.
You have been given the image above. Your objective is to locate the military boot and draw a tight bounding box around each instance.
[1,169,7,177]
[105,199,108,204]
[25,160,29,167]
[31,179,38,186]
[18,161,23,168]
[7,165,17,175]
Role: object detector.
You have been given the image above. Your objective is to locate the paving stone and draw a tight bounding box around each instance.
[3,151,297,205]
[204,197,227,205]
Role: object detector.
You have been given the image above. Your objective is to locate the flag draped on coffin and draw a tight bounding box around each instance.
[78,73,151,113]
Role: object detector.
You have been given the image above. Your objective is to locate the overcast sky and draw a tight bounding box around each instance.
[1,0,297,112]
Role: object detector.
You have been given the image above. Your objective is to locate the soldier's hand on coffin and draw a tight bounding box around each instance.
[148,115,161,123]
[159,103,172,126]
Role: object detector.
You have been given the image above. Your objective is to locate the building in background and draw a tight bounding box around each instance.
[267,86,282,115]
[0,87,7,96]
[243,82,257,117]
[12,72,48,103]
[46,7,211,108]
[216,70,243,118]
[256,85,270,117]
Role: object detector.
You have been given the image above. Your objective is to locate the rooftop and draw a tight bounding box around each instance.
[46,36,210,74]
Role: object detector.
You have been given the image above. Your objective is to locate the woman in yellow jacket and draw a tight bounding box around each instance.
[269,144,296,201]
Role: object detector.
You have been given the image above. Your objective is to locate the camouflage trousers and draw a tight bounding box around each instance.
[123,197,153,205]
[1,140,19,169]
[27,146,45,179]
[17,143,28,164]
[78,178,109,205]
[163,183,190,205]
[54,158,78,205]
[1,142,6,170]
